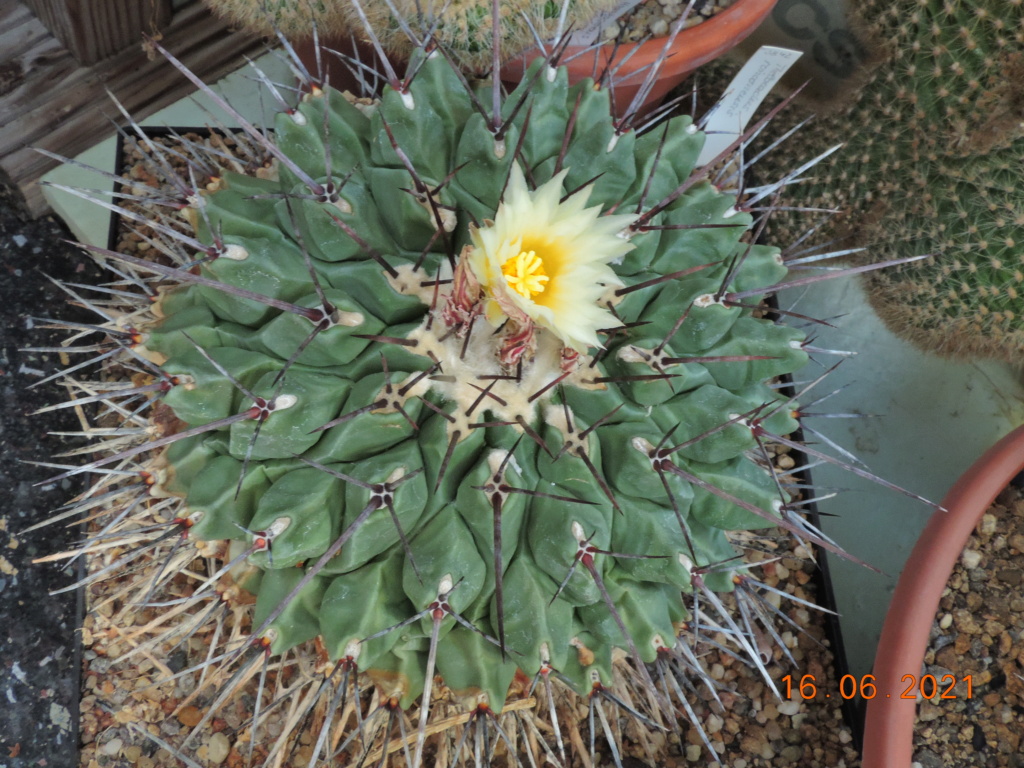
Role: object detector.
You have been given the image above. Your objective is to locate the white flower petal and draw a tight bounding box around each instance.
[467,163,638,352]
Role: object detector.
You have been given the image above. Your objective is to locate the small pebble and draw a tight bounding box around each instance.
[177,705,203,727]
[961,549,982,568]
[207,732,231,765]
[780,745,803,761]
[100,737,122,756]
[997,568,1022,586]
[777,700,801,716]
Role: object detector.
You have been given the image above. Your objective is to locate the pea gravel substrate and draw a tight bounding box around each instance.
[914,482,1024,768]
[72,128,861,768]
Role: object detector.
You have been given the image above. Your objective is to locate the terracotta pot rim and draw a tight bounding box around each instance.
[862,423,1024,768]
[502,0,777,83]
[568,0,778,82]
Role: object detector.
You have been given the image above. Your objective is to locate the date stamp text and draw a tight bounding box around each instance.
[782,674,974,701]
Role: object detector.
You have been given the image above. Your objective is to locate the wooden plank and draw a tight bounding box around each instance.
[0,3,52,66]
[23,0,174,65]
[0,1,268,217]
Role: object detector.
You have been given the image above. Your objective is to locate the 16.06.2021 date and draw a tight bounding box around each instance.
[782,673,974,701]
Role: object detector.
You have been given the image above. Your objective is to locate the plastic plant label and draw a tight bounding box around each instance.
[696,45,803,167]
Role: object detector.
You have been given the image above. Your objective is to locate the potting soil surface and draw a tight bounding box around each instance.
[0,179,104,767]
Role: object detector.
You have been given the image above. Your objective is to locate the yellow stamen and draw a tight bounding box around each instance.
[502,249,549,299]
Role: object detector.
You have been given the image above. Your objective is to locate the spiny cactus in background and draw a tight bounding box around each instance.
[205,0,618,69]
[38,12,933,768]
[205,0,336,36]
[743,0,1024,360]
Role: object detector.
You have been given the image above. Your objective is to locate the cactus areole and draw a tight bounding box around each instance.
[150,53,801,707]
[65,47,837,763]
[753,0,1024,360]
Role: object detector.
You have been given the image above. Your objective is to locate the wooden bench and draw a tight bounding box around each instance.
[1,0,267,217]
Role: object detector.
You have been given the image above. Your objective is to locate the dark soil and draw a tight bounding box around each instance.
[0,180,102,767]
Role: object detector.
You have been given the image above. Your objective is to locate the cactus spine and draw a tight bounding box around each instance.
[40,16,928,767]
[128,48,805,718]
[204,0,618,69]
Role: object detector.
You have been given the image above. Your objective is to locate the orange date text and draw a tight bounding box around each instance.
[781,673,973,700]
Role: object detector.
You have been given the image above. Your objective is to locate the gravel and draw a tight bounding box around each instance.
[72,121,860,768]
[598,0,739,43]
[915,483,1024,767]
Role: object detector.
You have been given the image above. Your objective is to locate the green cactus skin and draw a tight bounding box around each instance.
[203,0,618,70]
[748,0,1024,360]
[145,51,805,703]
[46,36,878,767]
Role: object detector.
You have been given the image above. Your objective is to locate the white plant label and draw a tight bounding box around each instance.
[696,45,803,167]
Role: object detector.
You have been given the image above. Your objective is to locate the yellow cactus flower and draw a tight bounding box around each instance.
[467,164,637,353]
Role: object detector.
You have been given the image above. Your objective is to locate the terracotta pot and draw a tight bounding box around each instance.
[296,0,776,116]
[501,0,778,117]
[862,424,1024,768]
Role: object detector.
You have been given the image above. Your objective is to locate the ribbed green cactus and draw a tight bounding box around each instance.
[146,50,806,713]
[41,23,914,768]
[205,0,616,69]
[750,0,1024,360]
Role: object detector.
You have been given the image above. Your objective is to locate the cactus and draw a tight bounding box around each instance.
[745,0,1024,360]
[38,16,937,768]
[204,0,618,70]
